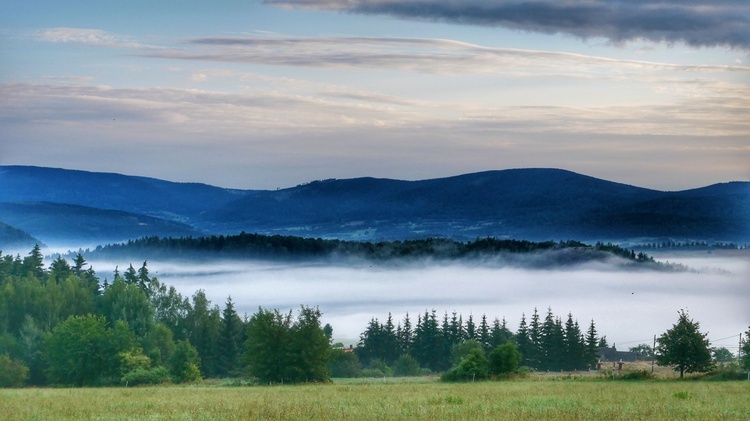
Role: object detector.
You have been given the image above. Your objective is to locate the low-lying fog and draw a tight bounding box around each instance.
[89,252,749,351]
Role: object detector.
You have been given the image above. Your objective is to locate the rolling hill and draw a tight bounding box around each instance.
[0,165,747,247]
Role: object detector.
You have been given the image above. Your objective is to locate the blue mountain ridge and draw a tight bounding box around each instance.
[0,165,747,246]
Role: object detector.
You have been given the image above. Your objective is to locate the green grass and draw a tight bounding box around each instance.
[2,379,749,420]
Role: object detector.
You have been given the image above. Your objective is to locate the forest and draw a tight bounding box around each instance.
[0,245,618,387]
[4,242,746,388]
[80,232,682,270]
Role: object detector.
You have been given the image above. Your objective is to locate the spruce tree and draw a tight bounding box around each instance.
[217,296,243,377]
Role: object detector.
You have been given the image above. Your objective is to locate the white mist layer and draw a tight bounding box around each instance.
[88,255,750,351]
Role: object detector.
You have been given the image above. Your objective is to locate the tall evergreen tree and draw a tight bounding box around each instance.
[490,317,513,350]
[412,310,446,372]
[478,314,491,353]
[563,313,585,371]
[515,313,532,367]
[217,296,244,377]
[528,308,542,370]
[397,313,413,356]
[465,314,476,341]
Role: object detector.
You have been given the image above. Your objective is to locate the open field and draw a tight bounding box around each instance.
[2,379,749,420]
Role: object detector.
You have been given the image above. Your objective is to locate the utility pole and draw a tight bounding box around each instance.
[652,334,656,373]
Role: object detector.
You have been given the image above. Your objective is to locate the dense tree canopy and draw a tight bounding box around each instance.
[656,310,714,378]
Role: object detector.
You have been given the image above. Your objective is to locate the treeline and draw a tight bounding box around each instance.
[80,232,676,269]
[636,241,747,250]
[0,246,331,386]
[341,308,603,380]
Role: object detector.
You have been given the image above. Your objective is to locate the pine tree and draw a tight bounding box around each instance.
[478,314,491,353]
[563,314,585,371]
[584,319,599,369]
[397,313,413,356]
[217,296,243,377]
[528,308,542,370]
[515,313,532,367]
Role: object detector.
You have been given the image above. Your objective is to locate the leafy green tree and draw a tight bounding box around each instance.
[99,278,155,340]
[243,308,292,383]
[243,306,330,383]
[711,347,734,363]
[327,349,362,378]
[393,354,420,377]
[287,306,330,382]
[44,315,137,386]
[489,341,522,376]
[656,310,714,378]
[451,339,484,367]
[741,327,750,371]
[169,339,202,383]
[0,354,29,387]
[443,347,488,381]
[187,290,221,378]
[629,344,653,359]
[584,319,599,368]
[145,322,174,367]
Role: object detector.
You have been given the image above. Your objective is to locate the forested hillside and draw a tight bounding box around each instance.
[81,233,681,270]
[2,166,747,245]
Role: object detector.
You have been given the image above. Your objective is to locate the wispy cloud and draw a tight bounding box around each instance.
[264,0,750,50]
[34,27,165,50]
[143,36,750,77]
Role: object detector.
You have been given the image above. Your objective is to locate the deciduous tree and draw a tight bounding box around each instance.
[656,310,714,378]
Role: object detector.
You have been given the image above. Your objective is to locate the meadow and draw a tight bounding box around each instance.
[2,378,748,420]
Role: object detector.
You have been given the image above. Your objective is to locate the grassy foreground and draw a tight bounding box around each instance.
[2,379,749,420]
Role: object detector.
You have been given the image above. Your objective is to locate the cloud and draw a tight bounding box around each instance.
[143,36,750,76]
[34,27,164,50]
[264,0,750,50]
[93,257,749,346]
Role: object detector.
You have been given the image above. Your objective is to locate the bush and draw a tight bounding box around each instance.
[361,368,388,378]
[328,349,362,378]
[703,362,746,381]
[0,354,29,387]
[488,341,521,376]
[121,366,169,386]
[618,369,654,381]
[441,348,489,382]
[393,355,420,377]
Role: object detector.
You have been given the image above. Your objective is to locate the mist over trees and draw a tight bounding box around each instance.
[0,246,733,387]
[77,232,687,271]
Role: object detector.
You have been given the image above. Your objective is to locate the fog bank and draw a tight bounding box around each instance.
[90,254,749,351]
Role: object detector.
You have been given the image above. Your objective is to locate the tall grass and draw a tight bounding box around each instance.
[1,380,748,420]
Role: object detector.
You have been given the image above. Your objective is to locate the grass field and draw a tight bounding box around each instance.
[2,378,749,420]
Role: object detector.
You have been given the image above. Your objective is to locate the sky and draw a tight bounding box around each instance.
[2,0,749,191]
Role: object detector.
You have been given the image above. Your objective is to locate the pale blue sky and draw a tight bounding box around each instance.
[2,0,748,190]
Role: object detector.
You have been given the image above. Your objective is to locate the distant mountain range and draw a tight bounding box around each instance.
[1,165,747,249]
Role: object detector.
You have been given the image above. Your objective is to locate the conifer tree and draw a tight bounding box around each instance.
[217,296,243,377]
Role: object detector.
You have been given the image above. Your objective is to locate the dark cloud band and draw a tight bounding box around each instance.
[264,0,750,50]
